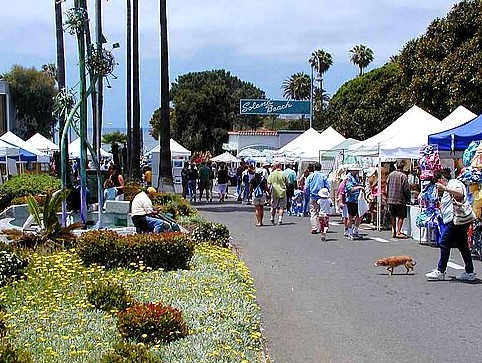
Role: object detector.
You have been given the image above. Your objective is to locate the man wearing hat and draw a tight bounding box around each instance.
[344,164,364,239]
[305,162,331,234]
[131,187,167,233]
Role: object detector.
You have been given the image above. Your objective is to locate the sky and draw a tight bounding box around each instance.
[0,0,460,130]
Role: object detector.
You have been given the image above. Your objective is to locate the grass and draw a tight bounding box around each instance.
[0,243,263,363]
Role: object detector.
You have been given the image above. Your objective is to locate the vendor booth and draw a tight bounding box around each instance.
[26,133,60,154]
[148,139,191,191]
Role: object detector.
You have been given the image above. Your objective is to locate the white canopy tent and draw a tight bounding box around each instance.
[69,137,112,159]
[211,151,239,163]
[237,148,263,158]
[145,139,191,157]
[0,131,49,163]
[26,133,59,153]
[438,105,477,131]
[347,105,441,158]
[273,127,346,161]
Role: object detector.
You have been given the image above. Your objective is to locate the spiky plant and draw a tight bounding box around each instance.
[2,189,82,249]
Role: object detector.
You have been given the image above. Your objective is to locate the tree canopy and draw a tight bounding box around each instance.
[326,0,482,139]
[150,69,265,155]
[1,65,57,139]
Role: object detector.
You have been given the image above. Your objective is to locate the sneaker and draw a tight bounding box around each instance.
[456,272,476,281]
[270,218,275,225]
[321,233,326,242]
[343,229,349,237]
[426,269,445,280]
[311,230,318,234]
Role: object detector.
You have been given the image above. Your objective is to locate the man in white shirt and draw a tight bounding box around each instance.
[131,187,166,233]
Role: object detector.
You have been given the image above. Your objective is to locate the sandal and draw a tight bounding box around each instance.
[395,233,409,239]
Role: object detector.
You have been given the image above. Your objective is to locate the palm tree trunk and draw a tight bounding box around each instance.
[126,0,132,178]
[158,0,174,192]
[55,0,69,226]
[132,0,141,180]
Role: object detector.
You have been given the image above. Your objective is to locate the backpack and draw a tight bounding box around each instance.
[254,178,264,198]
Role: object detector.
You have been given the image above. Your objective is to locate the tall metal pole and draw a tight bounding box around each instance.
[95,0,104,228]
[309,64,313,129]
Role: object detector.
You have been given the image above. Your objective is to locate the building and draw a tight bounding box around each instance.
[224,129,304,155]
[0,81,15,135]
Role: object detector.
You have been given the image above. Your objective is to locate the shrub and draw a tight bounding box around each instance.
[87,281,135,312]
[76,230,195,271]
[100,342,161,363]
[190,222,230,247]
[0,342,32,363]
[0,248,29,287]
[123,182,142,202]
[117,301,189,344]
[0,174,60,210]
[76,230,125,268]
[152,193,195,217]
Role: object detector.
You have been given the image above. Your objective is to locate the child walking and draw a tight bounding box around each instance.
[317,188,333,242]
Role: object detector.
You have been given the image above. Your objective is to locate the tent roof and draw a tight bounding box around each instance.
[145,139,191,156]
[26,133,59,152]
[428,112,482,151]
[275,127,346,161]
[320,138,359,159]
[69,137,112,159]
[439,106,477,131]
[0,131,49,162]
[211,151,239,163]
[348,105,441,158]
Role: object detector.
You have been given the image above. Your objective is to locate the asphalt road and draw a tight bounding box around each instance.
[195,199,482,363]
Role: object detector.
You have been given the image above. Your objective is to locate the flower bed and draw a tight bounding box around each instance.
[0,243,263,362]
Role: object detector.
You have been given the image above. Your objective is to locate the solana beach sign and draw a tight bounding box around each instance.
[240,99,310,115]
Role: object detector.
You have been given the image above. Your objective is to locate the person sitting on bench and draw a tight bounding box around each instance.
[131,187,167,233]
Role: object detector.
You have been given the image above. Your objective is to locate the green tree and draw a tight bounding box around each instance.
[282,72,311,100]
[1,65,57,139]
[349,44,374,76]
[102,131,127,167]
[325,63,409,139]
[396,0,482,118]
[160,70,265,154]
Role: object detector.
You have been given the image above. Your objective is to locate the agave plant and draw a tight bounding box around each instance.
[2,189,83,249]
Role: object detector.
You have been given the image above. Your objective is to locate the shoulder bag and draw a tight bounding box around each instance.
[453,182,475,225]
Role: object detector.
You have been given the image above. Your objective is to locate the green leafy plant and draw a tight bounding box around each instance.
[100,342,162,363]
[87,281,135,312]
[117,301,189,344]
[2,189,82,249]
[77,230,195,271]
[190,222,231,247]
[0,174,60,211]
[0,342,33,363]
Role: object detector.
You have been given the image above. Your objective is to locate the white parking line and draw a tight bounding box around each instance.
[369,237,389,243]
[447,262,465,270]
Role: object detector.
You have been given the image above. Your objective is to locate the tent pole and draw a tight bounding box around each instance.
[377,144,381,232]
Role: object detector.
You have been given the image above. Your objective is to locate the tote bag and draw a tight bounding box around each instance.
[453,181,476,225]
[358,190,369,217]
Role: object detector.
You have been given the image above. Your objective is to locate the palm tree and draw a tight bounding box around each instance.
[131,0,141,181]
[158,0,174,191]
[102,131,127,166]
[126,0,132,178]
[349,44,374,76]
[282,72,311,100]
[308,49,333,105]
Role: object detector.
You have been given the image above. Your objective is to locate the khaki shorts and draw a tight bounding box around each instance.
[271,195,287,210]
[252,196,266,206]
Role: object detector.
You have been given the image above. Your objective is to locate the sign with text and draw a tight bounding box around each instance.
[240,99,310,115]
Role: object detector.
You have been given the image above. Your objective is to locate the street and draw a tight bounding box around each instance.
[196,199,482,363]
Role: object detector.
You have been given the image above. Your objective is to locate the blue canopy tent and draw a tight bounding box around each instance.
[428,113,482,151]
[0,139,37,161]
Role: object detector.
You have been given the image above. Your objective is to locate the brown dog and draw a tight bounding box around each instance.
[374,256,416,275]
